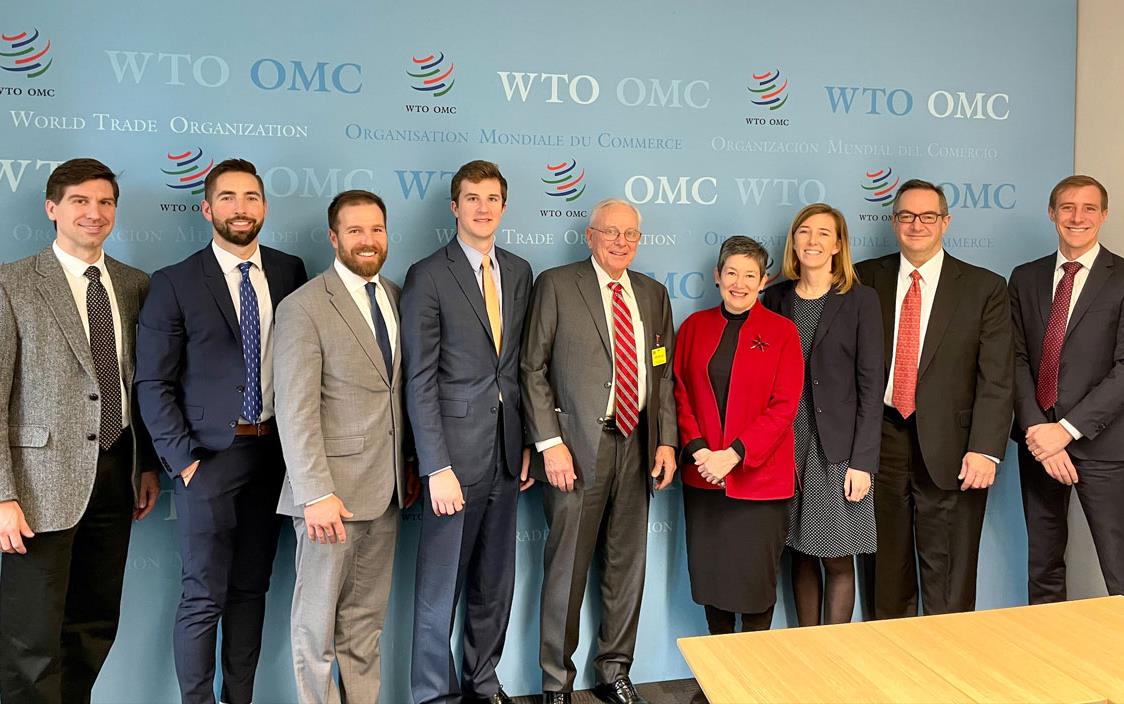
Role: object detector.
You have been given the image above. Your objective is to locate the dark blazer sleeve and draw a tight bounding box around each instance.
[968,273,1015,459]
[737,322,804,467]
[129,275,159,472]
[672,316,703,449]
[135,269,195,476]
[1008,266,1048,432]
[852,286,885,472]
[653,283,678,448]
[400,263,452,476]
[520,271,562,444]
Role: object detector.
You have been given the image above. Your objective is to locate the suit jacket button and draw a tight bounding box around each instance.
[812,379,819,386]
[236,385,245,393]
[490,407,498,414]
[87,433,97,441]
[604,381,612,389]
[89,393,99,401]
[816,407,823,414]
[229,421,237,428]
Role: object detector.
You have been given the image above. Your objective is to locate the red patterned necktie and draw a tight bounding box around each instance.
[1036,261,1082,411]
[892,270,922,419]
[609,282,639,436]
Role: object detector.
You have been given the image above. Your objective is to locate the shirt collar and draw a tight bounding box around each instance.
[590,256,634,297]
[211,240,263,275]
[898,248,944,284]
[333,257,381,294]
[52,240,106,278]
[457,236,498,273]
[1055,242,1101,272]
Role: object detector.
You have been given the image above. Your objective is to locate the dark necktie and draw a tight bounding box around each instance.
[238,262,263,422]
[84,266,122,450]
[1036,261,1082,411]
[609,282,639,436]
[365,282,394,381]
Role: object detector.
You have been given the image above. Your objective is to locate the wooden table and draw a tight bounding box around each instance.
[678,596,1124,703]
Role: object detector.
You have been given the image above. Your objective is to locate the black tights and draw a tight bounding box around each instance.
[703,604,774,634]
[790,550,857,626]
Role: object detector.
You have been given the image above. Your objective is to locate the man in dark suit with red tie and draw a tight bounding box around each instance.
[1009,175,1124,602]
[856,179,1014,619]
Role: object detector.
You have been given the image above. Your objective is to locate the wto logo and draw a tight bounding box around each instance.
[862,168,899,207]
[748,69,788,110]
[1,28,53,78]
[542,159,586,202]
[162,148,213,196]
[408,52,455,97]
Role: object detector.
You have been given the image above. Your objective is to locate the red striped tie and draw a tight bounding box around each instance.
[609,282,640,436]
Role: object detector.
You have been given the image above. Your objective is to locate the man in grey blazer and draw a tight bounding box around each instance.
[521,199,678,704]
[274,190,419,704]
[0,158,160,704]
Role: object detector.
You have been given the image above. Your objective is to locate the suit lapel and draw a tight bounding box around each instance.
[382,280,403,383]
[1065,248,1114,340]
[200,247,242,344]
[498,248,516,360]
[34,249,97,380]
[446,242,498,357]
[325,267,390,386]
[260,246,286,314]
[105,257,136,386]
[918,254,962,379]
[631,274,655,397]
[575,260,613,361]
[1034,256,1055,329]
[874,258,897,374]
[812,289,845,351]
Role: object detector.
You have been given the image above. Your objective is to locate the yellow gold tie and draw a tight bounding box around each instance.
[481,254,502,355]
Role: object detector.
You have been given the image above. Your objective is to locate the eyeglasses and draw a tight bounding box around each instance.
[892,211,946,224]
[590,226,643,243]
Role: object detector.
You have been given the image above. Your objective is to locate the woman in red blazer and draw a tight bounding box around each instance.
[674,236,804,634]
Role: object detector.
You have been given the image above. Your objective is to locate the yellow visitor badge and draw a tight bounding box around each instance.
[651,346,667,366]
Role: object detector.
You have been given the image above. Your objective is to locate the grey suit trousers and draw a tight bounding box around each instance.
[540,427,648,693]
[290,506,399,704]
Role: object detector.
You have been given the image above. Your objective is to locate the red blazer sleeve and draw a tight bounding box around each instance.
[734,322,804,468]
[673,315,704,447]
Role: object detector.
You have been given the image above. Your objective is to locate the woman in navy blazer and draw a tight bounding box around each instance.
[762,203,884,626]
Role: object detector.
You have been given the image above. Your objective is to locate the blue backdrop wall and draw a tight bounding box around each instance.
[1,1,1076,701]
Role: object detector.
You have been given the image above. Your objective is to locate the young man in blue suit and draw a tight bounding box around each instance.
[135,159,307,704]
[401,160,534,704]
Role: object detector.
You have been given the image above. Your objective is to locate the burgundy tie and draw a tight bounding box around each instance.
[609,282,639,436]
[1036,261,1082,411]
[892,270,922,419]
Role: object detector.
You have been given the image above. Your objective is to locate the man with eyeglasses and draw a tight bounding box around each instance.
[856,179,1013,619]
[522,199,678,704]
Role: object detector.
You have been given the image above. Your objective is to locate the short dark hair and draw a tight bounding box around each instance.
[46,158,119,203]
[892,178,949,215]
[450,160,507,203]
[1049,175,1108,210]
[717,235,770,278]
[204,158,265,202]
[328,190,387,232]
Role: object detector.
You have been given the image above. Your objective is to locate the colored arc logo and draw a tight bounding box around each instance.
[542,160,586,202]
[407,53,455,97]
[748,69,788,110]
[863,168,899,206]
[1,28,53,78]
[162,149,213,195]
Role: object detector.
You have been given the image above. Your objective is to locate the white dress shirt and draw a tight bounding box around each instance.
[536,257,648,453]
[333,258,397,359]
[211,241,275,423]
[1050,243,1101,440]
[457,236,503,319]
[53,241,129,428]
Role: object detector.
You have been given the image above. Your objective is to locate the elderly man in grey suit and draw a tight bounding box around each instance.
[0,158,160,704]
[522,199,678,704]
[274,189,419,704]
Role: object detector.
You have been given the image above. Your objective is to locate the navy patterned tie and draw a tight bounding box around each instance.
[365,282,394,382]
[238,262,263,422]
[84,266,122,450]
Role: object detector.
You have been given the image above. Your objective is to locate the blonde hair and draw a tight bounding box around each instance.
[781,203,858,294]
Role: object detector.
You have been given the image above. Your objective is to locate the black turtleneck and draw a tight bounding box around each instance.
[685,305,749,461]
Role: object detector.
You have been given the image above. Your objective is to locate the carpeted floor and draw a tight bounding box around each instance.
[511,678,706,703]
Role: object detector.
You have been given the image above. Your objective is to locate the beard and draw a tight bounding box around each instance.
[338,244,386,278]
[213,217,263,247]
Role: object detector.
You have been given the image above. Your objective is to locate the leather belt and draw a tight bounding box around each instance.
[234,421,274,437]
[598,416,618,432]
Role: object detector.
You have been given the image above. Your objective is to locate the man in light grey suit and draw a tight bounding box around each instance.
[274,189,419,704]
[521,199,678,704]
[0,158,160,704]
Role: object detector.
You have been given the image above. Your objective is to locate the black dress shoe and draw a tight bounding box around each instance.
[467,688,514,704]
[541,692,571,704]
[593,676,649,704]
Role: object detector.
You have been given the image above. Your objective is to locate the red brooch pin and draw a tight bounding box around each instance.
[751,335,769,351]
